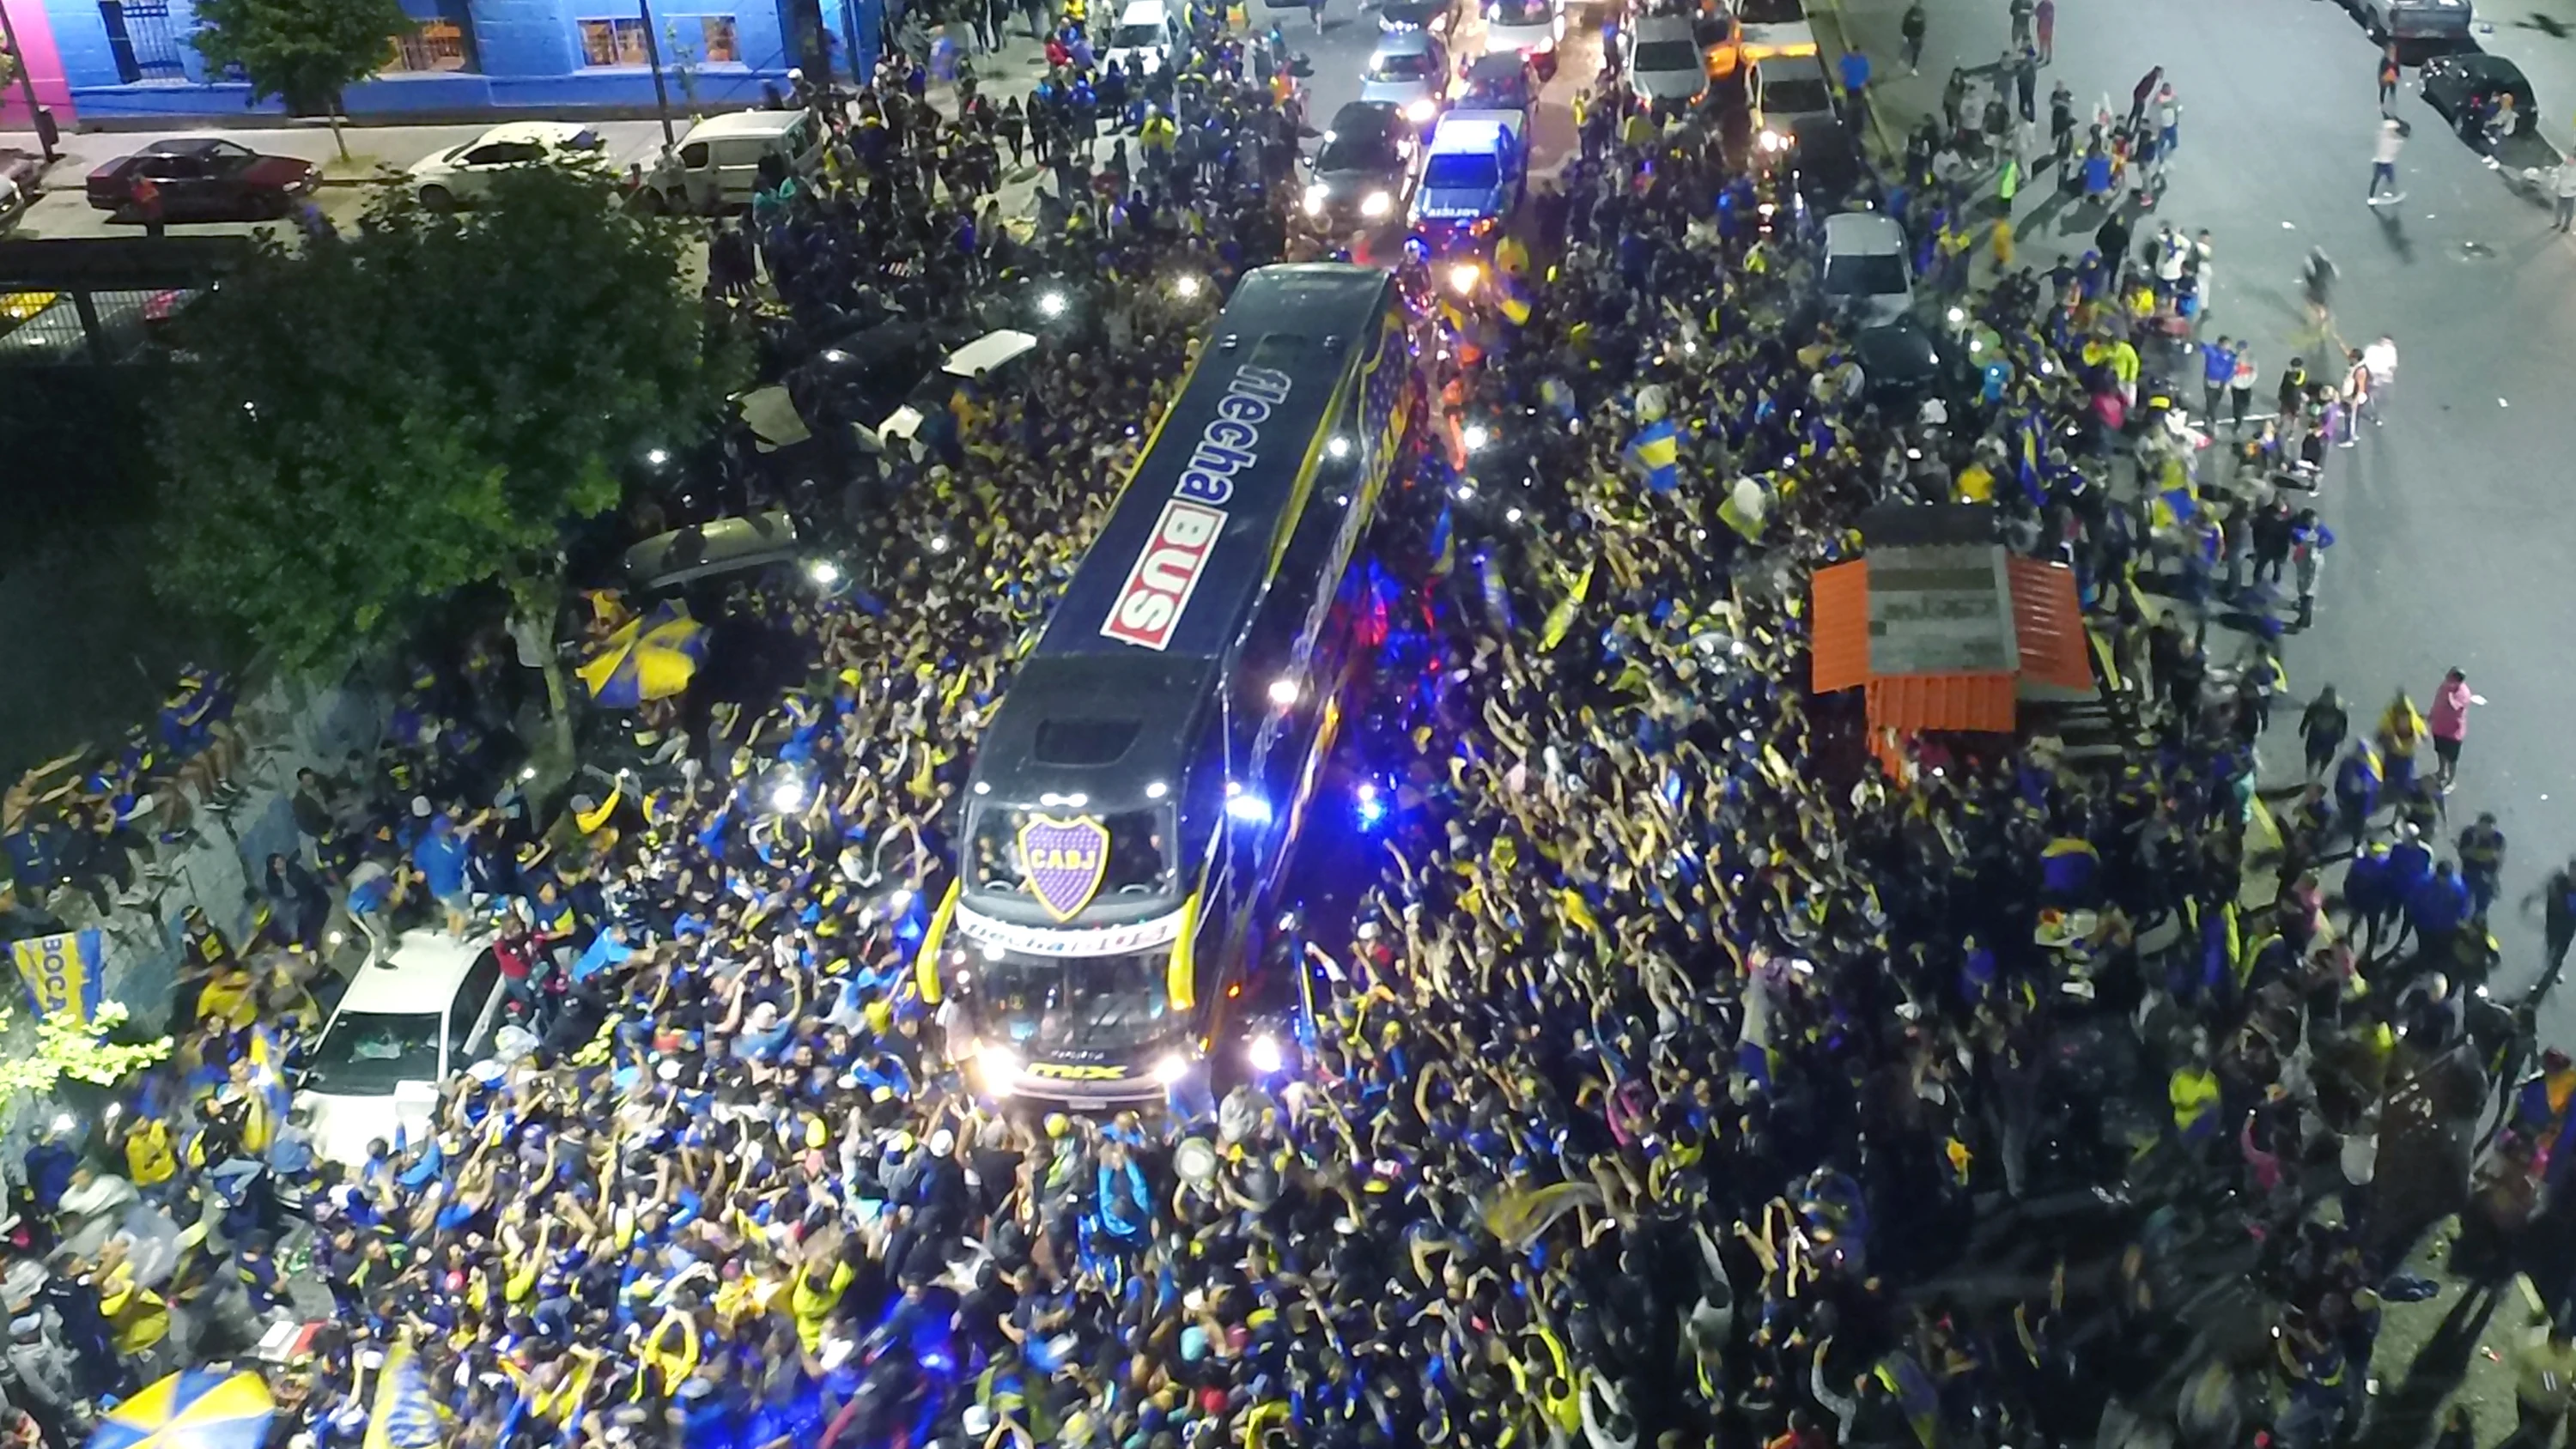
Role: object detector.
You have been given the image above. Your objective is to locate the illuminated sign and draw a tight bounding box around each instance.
[1101,363,1296,650]
[1017,815,1110,921]
[954,900,1191,957]
[1025,1062,1133,1081]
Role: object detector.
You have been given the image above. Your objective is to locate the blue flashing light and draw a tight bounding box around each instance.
[1357,782,1387,829]
[1225,792,1273,825]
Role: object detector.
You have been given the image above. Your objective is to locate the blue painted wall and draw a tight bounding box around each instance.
[39,0,815,121]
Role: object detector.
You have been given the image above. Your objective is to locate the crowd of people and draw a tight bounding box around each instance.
[0,6,2567,1449]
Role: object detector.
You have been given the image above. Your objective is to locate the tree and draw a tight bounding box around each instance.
[0,1002,173,1104]
[153,167,742,767]
[191,0,415,161]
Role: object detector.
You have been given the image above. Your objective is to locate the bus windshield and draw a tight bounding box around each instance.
[977,949,1175,1051]
[968,804,1176,902]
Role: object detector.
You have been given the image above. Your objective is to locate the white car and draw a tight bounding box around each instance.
[1820,209,1913,325]
[1733,0,1818,60]
[1483,0,1566,70]
[875,329,1042,452]
[1361,32,1454,127]
[1623,15,1710,112]
[296,932,504,1166]
[407,121,606,209]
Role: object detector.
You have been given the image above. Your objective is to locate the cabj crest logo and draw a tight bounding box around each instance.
[1018,815,1109,921]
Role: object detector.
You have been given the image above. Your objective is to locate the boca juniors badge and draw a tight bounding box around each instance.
[1018,815,1110,921]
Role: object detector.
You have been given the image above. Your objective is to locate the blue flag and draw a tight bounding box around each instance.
[1625,419,1680,493]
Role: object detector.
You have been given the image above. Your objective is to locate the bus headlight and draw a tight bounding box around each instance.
[1247,1034,1285,1076]
[1152,1051,1193,1088]
[1361,190,1394,218]
[1405,97,1438,124]
[975,1042,1024,1093]
[1303,183,1330,216]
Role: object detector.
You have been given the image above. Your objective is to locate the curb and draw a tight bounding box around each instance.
[1814,0,1899,164]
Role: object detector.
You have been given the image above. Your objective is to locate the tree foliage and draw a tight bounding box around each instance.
[153,167,740,676]
[191,0,414,145]
[0,1002,173,1102]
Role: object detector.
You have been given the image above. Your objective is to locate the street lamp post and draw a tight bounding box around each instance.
[635,0,676,149]
[0,0,58,162]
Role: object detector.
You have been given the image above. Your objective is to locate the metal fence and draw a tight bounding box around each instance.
[96,0,189,84]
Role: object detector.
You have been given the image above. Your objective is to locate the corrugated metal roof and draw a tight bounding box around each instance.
[2004,556,2095,694]
[1809,560,1873,694]
[1866,673,2018,734]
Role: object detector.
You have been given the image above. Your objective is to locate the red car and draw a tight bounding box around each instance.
[86,137,319,222]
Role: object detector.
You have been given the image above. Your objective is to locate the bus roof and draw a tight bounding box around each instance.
[968,652,1219,805]
[1036,264,1396,664]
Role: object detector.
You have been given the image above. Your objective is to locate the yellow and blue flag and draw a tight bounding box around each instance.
[244,1023,295,1157]
[1539,560,1595,650]
[1624,419,1680,493]
[11,928,103,1023]
[364,1335,447,1449]
[1426,503,1457,581]
[1493,268,1534,326]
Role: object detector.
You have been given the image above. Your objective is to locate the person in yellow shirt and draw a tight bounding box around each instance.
[2110,337,2142,405]
[124,1113,177,1190]
[1953,456,1996,503]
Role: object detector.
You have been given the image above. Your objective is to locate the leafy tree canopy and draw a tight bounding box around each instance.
[154,167,740,674]
[191,0,414,121]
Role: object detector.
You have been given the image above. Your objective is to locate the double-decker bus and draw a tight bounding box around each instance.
[915,264,1419,1102]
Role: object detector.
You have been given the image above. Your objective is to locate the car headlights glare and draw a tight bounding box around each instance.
[1303,184,1329,215]
[1361,190,1394,217]
[1405,97,1439,123]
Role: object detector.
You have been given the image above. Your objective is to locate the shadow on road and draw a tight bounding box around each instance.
[2510,10,2571,39]
[2359,1279,2504,1449]
[2372,204,2415,263]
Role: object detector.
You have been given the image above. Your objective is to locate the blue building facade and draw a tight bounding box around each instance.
[28,0,881,122]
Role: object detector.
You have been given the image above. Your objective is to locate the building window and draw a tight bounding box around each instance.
[386,17,471,71]
[579,16,651,66]
[698,15,738,62]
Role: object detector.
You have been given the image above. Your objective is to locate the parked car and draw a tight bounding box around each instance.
[1304,100,1423,227]
[1103,0,1187,74]
[85,137,319,222]
[2421,52,2537,136]
[1820,209,1911,324]
[1624,15,1712,112]
[296,933,503,1166]
[645,109,824,214]
[2352,0,2472,43]
[406,121,606,209]
[0,147,45,199]
[1733,0,1816,61]
[1363,31,1455,127]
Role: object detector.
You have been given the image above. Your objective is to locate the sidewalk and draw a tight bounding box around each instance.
[0,24,1062,240]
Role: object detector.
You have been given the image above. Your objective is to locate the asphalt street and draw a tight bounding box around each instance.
[1830,0,2576,1028]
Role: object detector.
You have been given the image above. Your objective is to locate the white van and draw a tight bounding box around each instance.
[296,933,503,1166]
[653,109,824,213]
[1104,0,1185,76]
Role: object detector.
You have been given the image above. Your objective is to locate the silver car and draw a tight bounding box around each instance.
[1623,15,1709,111]
[1362,31,1453,128]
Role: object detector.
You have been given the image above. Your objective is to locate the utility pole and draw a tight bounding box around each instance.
[0,0,58,162]
[635,0,676,149]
